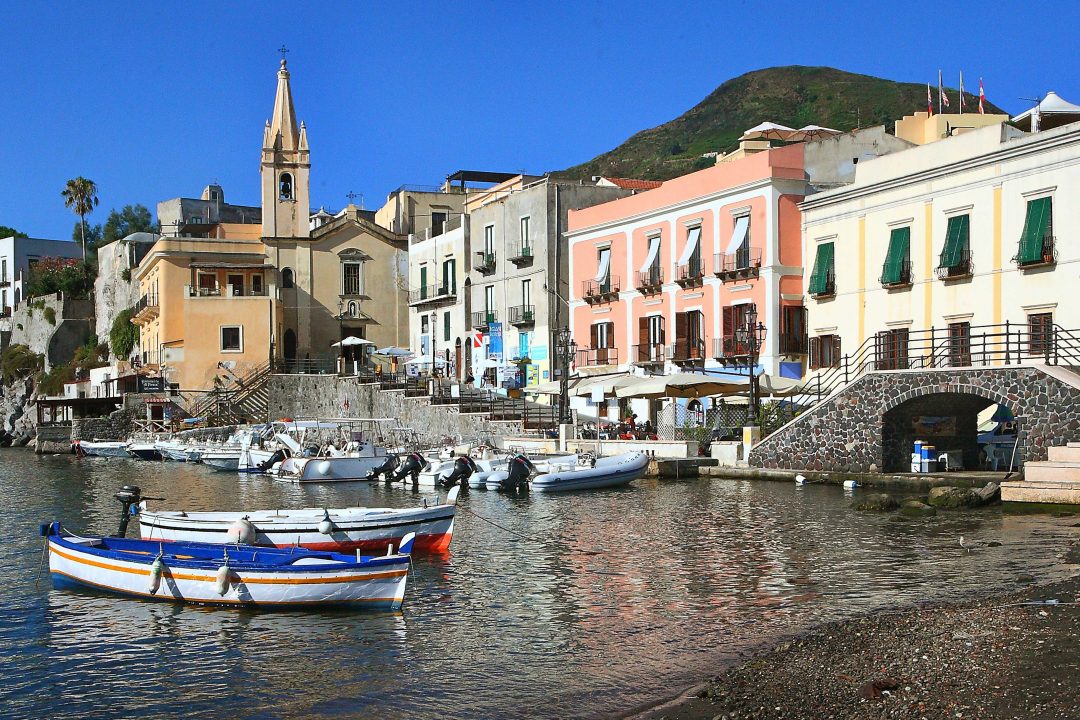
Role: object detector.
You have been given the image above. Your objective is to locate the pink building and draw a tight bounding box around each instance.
[566,144,810,420]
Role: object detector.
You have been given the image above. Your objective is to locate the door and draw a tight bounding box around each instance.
[455,338,463,380]
[228,274,244,297]
[283,329,297,360]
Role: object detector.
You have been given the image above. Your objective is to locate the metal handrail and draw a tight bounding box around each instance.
[1013,235,1057,268]
[633,342,666,364]
[408,284,456,304]
[508,305,535,324]
[582,278,620,301]
[636,268,664,291]
[472,310,497,328]
[576,346,619,366]
[714,248,762,274]
[879,259,913,287]
[671,339,707,363]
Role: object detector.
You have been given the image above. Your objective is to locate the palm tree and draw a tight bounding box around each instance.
[61,177,99,261]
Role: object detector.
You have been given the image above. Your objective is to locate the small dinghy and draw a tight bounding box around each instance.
[530,451,650,492]
[137,486,460,554]
[42,522,415,609]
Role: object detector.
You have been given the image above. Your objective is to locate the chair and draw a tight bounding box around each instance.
[989,444,1013,472]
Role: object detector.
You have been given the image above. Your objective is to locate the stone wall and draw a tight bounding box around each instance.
[268,374,504,445]
[94,239,141,355]
[8,293,94,370]
[1,376,36,444]
[750,365,1080,473]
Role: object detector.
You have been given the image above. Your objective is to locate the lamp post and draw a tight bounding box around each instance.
[555,327,577,424]
[736,308,768,427]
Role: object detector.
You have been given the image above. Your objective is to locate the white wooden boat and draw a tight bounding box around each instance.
[76,441,130,459]
[530,451,650,492]
[137,486,459,554]
[43,521,414,609]
[126,443,162,461]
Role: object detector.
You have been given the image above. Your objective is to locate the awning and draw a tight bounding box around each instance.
[404,355,447,366]
[572,374,647,398]
[724,216,750,254]
[1016,197,1051,264]
[639,236,661,273]
[593,248,611,282]
[616,373,748,399]
[677,226,701,265]
[740,122,796,141]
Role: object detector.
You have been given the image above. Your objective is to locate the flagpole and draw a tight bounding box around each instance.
[938,69,942,115]
[959,70,964,116]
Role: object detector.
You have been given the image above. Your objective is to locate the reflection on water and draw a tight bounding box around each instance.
[0,451,1076,719]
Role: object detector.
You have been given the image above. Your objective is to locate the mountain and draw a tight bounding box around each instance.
[557,66,1007,181]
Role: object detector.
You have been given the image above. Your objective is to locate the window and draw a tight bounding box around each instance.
[519,331,531,359]
[279,173,294,200]
[442,258,456,294]
[419,265,428,299]
[431,211,447,237]
[1,258,6,281]
[590,322,615,364]
[723,216,751,269]
[252,274,263,295]
[1028,312,1053,355]
[444,312,451,342]
[678,226,702,278]
[1,289,7,312]
[485,285,495,320]
[721,304,755,356]
[875,328,909,371]
[881,227,911,287]
[780,306,807,354]
[281,268,294,289]
[520,216,530,250]
[948,321,971,367]
[937,214,971,278]
[595,247,612,293]
[521,278,531,308]
[484,225,494,255]
[808,335,841,370]
[220,326,243,352]
[198,273,218,296]
[637,315,666,363]
[639,235,662,285]
[675,310,705,360]
[420,315,429,335]
[228,274,244,296]
[342,262,361,295]
[1015,197,1054,267]
[808,242,835,296]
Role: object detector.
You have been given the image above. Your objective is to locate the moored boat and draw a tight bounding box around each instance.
[126,442,163,461]
[76,440,130,459]
[138,486,459,553]
[529,451,650,492]
[43,522,415,609]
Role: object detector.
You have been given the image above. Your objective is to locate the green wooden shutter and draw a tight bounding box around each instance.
[881,227,910,285]
[940,215,970,269]
[1016,197,1051,265]
[808,242,834,295]
[420,266,428,299]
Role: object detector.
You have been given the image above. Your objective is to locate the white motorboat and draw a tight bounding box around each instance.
[270,419,398,483]
[75,440,130,459]
[530,451,650,492]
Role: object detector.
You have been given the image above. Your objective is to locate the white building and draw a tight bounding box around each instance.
[0,235,84,318]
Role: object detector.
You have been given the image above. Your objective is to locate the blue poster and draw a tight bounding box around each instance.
[530,344,548,360]
[488,322,504,360]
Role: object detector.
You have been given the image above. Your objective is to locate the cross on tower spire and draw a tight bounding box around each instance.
[278,45,289,65]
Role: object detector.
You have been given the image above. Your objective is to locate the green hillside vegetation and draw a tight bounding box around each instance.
[558,66,1005,181]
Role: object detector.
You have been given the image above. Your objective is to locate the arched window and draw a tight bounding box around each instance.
[279,173,294,200]
[281,267,294,289]
[283,329,297,360]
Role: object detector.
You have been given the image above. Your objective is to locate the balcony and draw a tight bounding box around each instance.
[879,259,913,289]
[714,248,762,281]
[635,268,663,295]
[713,336,751,363]
[408,283,457,306]
[185,285,268,298]
[132,293,159,324]
[778,332,808,355]
[633,342,666,366]
[508,305,535,326]
[671,339,706,366]
[476,251,496,273]
[582,277,620,305]
[576,346,619,367]
[675,261,704,288]
[935,254,973,281]
[508,243,534,265]
[1014,235,1057,269]
[808,270,836,299]
[472,310,498,329]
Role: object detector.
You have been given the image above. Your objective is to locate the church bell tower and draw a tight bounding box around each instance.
[261,57,310,238]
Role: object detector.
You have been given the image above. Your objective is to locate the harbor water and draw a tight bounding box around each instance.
[1,449,1076,719]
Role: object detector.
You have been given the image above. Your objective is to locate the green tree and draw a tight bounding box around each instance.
[25,257,93,298]
[0,224,27,238]
[72,221,103,248]
[110,308,140,359]
[1,344,43,383]
[61,177,100,262]
[103,204,155,245]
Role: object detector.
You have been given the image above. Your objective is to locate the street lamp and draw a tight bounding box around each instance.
[736,308,767,427]
[555,327,577,424]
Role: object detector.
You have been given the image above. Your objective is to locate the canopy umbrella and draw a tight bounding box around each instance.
[373,346,414,357]
[793,124,842,141]
[404,355,447,366]
[573,374,648,398]
[332,336,374,347]
[740,121,797,141]
[752,374,803,397]
[616,373,747,400]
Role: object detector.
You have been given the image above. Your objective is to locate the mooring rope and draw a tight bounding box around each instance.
[457,503,603,556]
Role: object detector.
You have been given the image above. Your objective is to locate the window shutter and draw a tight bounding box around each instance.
[809,336,821,370]
[830,335,841,367]
[882,227,910,284]
[1017,197,1051,265]
[722,306,735,338]
[590,323,599,350]
[809,242,834,294]
[638,315,649,347]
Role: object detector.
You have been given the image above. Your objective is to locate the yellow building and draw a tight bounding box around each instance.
[132,57,408,392]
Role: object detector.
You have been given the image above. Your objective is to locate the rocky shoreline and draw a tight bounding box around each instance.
[630,543,1080,720]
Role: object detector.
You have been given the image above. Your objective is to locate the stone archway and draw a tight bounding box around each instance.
[880,384,1017,473]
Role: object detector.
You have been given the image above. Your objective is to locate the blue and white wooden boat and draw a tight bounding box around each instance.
[529,451,650,492]
[42,522,415,610]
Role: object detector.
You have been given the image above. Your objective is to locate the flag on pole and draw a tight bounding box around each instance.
[979,78,986,114]
[959,71,965,114]
[939,69,950,109]
[927,82,933,116]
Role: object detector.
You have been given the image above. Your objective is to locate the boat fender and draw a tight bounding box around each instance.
[148,553,165,595]
[226,516,257,544]
[318,509,335,535]
[316,460,332,476]
[216,554,231,596]
[794,474,808,485]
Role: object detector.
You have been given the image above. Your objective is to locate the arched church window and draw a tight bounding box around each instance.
[279,173,294,200]
[282,267,294,288]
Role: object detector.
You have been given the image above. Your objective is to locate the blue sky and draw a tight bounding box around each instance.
[3,1,1078,240]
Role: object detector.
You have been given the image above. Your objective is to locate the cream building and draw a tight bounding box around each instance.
[801,112,1080,379]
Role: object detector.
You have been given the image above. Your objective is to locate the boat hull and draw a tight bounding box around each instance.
[201,453,241,471]
[277,455,388,483]
[127,446,163,461]
[78,442,130,458]
[45,524,411,609]
[530,451,650,492]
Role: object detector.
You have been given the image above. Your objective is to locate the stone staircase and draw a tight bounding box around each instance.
[1002,443,1080,504]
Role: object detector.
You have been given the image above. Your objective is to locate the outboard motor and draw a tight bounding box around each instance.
[391,451,427,487]
[439,454,479,491]
[367,453,400,481]
[115,485,164,537]
[257,448,289,472]
[503,454,535,493]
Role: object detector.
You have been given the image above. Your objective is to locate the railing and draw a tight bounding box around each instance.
[272,358,338,375]
[671,339,707,364]
[778,332,807,355]
[476,251,496,272]
[714,248,762,278]
[508,305,535,325]
[633,342,666,365]
[675,261,704,287]
[133,293,159,315]
[808,270,836,298]
[576,346,619,366]
[712,336,750,359]
[408,284,456,304]
[935,254,973,280]
[472,310,497,328]
[508,243,533,263]
[636,268,664,293]
[879,259,913,288]
[1014,235,1057,269]
[582,277,620,303]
